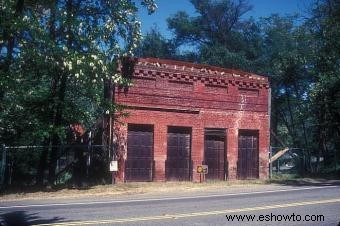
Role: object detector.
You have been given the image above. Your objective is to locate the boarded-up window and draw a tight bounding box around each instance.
[126,124,154,181]
[166,126,192,181]
[237,130,259,179]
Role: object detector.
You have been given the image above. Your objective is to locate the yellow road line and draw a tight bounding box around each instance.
[34,198,340,226]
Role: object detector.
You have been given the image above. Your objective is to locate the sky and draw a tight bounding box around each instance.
[138,0,315,38]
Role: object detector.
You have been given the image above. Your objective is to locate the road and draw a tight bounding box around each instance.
[1,185,340,226]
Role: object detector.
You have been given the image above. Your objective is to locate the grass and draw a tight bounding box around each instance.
[269,173,300,181]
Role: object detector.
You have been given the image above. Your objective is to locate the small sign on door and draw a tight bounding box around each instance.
[109,161,118,172]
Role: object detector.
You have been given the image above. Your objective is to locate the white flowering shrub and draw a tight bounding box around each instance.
[0,0,157,144]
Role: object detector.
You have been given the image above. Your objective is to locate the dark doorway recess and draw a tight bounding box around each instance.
[237,130,259,179]
[126,124,154,182]
[204,128,227,180]
[166,126,192,181]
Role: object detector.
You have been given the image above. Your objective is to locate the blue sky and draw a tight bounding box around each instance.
[138,0,315,38]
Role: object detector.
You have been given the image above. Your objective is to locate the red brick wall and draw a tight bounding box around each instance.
[114,58,270,182]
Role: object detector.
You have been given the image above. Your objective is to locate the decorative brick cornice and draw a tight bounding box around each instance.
[133,58,269,89]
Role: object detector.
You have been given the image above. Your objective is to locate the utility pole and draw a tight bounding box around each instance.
[104,75,115,184]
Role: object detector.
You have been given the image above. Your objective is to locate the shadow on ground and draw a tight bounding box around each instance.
[269,178,340,187]
[0,184,91,197]
[0,211,63,226]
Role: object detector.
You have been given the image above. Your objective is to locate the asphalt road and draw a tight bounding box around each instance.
[1,185,340,226]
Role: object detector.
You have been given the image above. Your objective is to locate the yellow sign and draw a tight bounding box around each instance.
[197,166,203,173]
[197,165,208,174]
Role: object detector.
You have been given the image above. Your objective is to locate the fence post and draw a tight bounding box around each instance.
[87,132,92,180]
[334,148,337,172]
[302,150,306,176]
[1,144,7,185]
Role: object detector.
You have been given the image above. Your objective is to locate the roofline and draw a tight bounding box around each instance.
[136,57,268,81]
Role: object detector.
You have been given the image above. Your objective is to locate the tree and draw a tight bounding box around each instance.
[168,0,251,45]
[137,27,176,59]
[307,0,340,171]
[167,0,265,71]
[0,0,157,185]
[257,15,313,149]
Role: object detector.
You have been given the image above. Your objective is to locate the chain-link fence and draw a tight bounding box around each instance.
[269,146,307,178]
[0,144,113,188]
[269,146,340,178]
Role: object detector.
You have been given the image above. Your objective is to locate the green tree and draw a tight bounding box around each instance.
[307,0,340,172]
[167,0,260,70]
[257,15,313,149]
[0,0,157,185]
[137,27,176,59]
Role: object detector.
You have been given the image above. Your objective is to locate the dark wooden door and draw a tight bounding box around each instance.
[237,130,259,179]
[166,127,191,181]
[126,124,153,182]
[204,129,226,180]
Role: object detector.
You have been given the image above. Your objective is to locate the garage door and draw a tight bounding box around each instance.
[166,127,192,181]
[204,129,226,180]
[125,124,153,182]
[237,130,259,179]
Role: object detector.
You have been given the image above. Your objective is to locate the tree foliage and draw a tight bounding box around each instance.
[0,0,156,184]
[167,0,260,70]
[1,0,156,143]
[307,0,340,170]
[137,27,176,59]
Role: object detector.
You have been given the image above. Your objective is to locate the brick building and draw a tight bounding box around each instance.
[113,58,270,182]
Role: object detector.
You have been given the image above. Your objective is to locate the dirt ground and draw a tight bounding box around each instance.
[1,177,339,201]
[0,180,268,201]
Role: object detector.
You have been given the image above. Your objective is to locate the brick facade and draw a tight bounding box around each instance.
[114,58,270,182]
